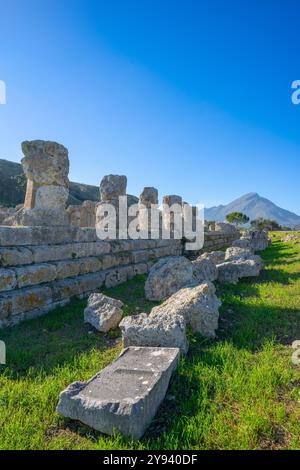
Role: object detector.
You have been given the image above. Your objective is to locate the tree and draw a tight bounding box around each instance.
[226,212,250,227]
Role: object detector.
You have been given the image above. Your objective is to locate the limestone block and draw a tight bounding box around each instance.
[16,264,57,288]
[151,282,221,338]
[144,256,193,301]
[9,286,53,315]
[84,293,123,332]
[100,175,127,201]
[76,272,106,295]
[55,260,81,280]
[0,269,17,292]
[57,346,179,439]
[191,258,218,283]
[120,312,188,353]
[0,247,33,267]
[51,278,81,302]
[0,296,12,320]
[105,266,134,288]
[79,257,102,275]
[35,185,69,210]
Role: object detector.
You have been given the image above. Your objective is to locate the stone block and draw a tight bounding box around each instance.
[84,293,123,332]
[57,346,179,439]
[16,264,57,288]
[0,247,33,267]
[0,269,17,292]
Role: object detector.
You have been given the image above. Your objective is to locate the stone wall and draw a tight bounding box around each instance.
[0,226,182,328]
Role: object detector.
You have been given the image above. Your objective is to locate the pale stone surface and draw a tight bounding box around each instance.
[16,264,57,288]
[99,175,127,201]
[57,346,179,439]
[151,282,220,338]
[145,256,193,301]
[55,260,81,280]
[217,255,264,284]
[199,251,226,265]
[35,185,69,210]
[225,246,254,261]
[192,258,218,283]
[162,195,182,206]
[120,311,188,353]
[20,208,69,227]
[84,293,123,332]
[21,140,69,187]
[8,286,53,315]
[0,269,17,292]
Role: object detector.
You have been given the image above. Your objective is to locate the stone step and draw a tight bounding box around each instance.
[57,346,179,439]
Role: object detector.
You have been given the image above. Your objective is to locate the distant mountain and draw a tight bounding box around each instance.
[205,192,300,228]
[0,158,100,207]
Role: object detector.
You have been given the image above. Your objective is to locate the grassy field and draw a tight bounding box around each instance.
[1,232,300,450]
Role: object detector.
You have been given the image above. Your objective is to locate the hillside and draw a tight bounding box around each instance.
[205,192,300,228]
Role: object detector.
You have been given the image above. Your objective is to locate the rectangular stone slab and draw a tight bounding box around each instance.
[57,346,179,439]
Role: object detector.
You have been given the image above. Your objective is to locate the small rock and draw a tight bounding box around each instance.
[84,293,123,332]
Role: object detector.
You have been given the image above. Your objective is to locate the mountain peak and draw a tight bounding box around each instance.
[205,193,300,228]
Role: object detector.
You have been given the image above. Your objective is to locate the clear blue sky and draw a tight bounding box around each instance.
[0,0,299,212]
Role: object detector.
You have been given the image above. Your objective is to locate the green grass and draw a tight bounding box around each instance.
[1,232,300,449]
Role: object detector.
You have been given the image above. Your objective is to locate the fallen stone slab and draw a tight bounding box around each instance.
[57,346,179,439]
[151,282,221,338]
[145,256,193,301]
[217,255,264,284]
[232,238,252,249]
[84,293,123,332]
[120,311,188,353]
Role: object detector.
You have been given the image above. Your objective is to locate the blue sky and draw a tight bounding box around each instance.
[0,0,299,212]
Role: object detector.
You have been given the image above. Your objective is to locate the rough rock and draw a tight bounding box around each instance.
[56,346,179,439]
[144,256,193,301]
[232,238,252,249]
[151,282,220,338]
[99,175,127,201]
[199,251,226,265]
[225,246,254,261]
[217,255,264,284]
[139,187,158,206]
[21,140,69,187]
[0,269,17,292]
[120,311,188,353]
[84,293,123,332]
[192,258,218,283]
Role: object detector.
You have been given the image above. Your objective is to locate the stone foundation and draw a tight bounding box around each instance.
[0,226,182,328]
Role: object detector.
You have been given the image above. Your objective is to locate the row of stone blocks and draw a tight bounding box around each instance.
[0,237,182,327]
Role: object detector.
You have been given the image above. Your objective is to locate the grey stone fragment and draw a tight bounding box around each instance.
[100,175,127,201]
[84,293,123,332]
[120,312,188,353]
[199,251,225,265]
[145,256,193,301]
[151,282,221,338]
[192,258,218,283]
[57,346,179,439]
[217,255,264,284]
[225,246,254,261]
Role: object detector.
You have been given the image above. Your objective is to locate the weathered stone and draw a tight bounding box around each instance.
[199,251,225,265]
[215,222,238,234]
[21,140,69,188]
[16,264,57,288]
[0,269,17,292]
[8,286,53,315]
[84,293,123,332]
[0,247,33,267]
[151,282,220,338]
[76,273,106,295]
[139,187,158,207]
[225,246,253,261]
[57,346,179,439]
[192,258,218,283]
[35,185,69,210]
[217,255,264,284]
[99,175,127,201]
[120,312,188,353]
[145,256,193,301]
[79,257,101,275]
[232,238,251,249]
[19,207,69,227]
[0,296,12,320]
[105,266,134,288]
[55,260,81,280]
